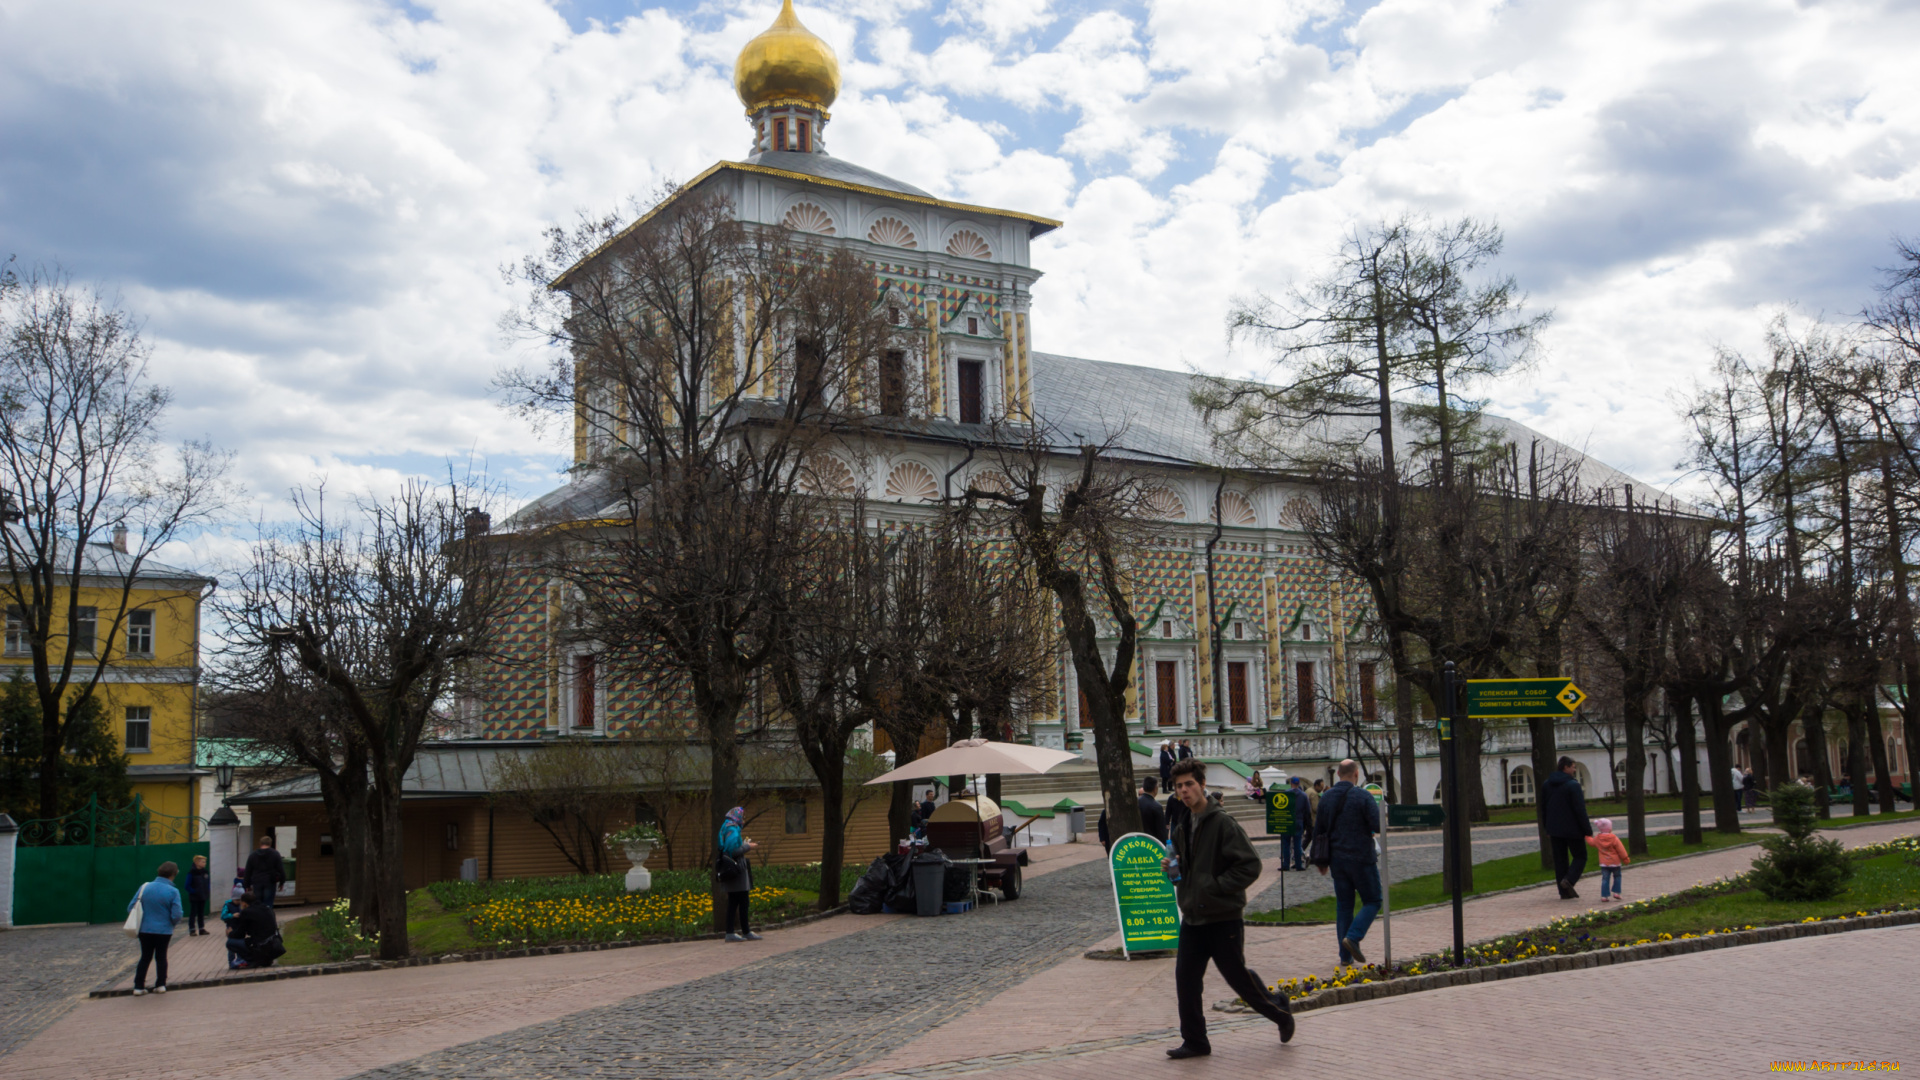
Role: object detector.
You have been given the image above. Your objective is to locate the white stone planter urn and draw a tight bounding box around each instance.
[621,841,654,893]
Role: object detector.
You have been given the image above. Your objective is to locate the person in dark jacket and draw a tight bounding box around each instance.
[224,891,279,968]
[1158,740,1176,788]
[1280,775,1313,871]
[184,854,211,935]
[243,836,286,908]
[716,806,760,941]
[1137,777,1168,844]
[1313,760,1382,965]
[1540,756,1594,898]
[1177,739,1194,761]
[1162,759,1294,1058]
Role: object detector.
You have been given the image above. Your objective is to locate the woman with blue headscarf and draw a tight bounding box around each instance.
[716,806,760,941]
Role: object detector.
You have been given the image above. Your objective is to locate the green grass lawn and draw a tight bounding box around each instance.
[1483,798,1920,828]
[1592,850,1920,942]
[1247,830,1758,924]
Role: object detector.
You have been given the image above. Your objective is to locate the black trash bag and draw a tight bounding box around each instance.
[848,855,892,915]
[880,852,918,912]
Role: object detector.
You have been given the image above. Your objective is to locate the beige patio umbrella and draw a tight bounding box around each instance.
[865,738,1079,784]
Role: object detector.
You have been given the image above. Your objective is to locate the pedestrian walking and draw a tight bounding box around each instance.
[1162,759,1294,1057]
[184,854,211,936]
[1741,768,1758,812]
[1541,755,1594,898]
[1730,766,1744,813]
[128,860,184,995]
[1137,776,1169,844]
[223,890,281,969]
[243,836,285,908]
[1309,778,1326,815]
[1158,740,1176,789]
[1585,818,1631,901]
[1281,775,1312,871]
[1313,759,1382,966]
[717,806,760,942]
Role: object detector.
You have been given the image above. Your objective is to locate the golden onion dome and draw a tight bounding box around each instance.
[734,0,840,113]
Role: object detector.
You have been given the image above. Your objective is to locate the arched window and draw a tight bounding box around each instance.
[1507,765,1536,804]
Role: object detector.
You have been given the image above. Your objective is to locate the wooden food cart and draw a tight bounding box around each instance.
[924,795,1028,901]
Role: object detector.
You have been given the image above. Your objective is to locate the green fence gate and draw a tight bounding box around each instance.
[11,795,209,925]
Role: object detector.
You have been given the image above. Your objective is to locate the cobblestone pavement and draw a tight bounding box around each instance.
[847,922,1920,1079]
[0,922,134,1057]
[351,858,1122,1080]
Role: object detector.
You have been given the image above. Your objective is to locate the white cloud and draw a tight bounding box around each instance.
[2,0,1916,562]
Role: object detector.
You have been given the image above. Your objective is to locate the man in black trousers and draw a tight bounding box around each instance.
[1540,756,1593,898]
[1163,759,1294,1058]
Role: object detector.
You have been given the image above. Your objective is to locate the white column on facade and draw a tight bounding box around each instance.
[0,814,17,928]
[208,806,240,901]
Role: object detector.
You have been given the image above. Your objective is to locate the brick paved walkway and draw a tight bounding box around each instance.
[848,922,1920,1078]
[4,821,1911,1079]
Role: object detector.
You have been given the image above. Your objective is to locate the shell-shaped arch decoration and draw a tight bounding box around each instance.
[1142,486,1187,521]
[884,461,940,502]
[868,217,917,249]
[968,470,1012,496]
[783,203,836,236]
[945,229,991,260]
[1218,491,1257,527]
[1281,497,1318,529]
[800,455,858,496]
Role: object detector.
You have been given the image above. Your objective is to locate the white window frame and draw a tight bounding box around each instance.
[1220,647,1264,726]
[126,609,155,658]
[125,705,152,753]
[72,606,98,657]
[1148,651,1188,729]
[4,606,26,656]
[561,645,607,734]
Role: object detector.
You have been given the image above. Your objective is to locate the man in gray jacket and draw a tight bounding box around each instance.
[1162,759,1295,1058]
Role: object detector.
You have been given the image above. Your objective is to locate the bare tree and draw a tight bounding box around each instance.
[221,480,503,958]
[489,742,643,875]
[0,265,231,818]
[502,189,915,924]
[965,428,1151,839]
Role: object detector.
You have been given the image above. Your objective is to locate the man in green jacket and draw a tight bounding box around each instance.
[1163,759,1295,1058]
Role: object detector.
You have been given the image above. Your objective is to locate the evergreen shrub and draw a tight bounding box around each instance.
[1750,782,1853,901]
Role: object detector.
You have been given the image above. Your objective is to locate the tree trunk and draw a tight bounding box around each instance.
[1699,694,1741,834]
[1063,624,1141,841]
[1801,705,1834,818]
[368,765,409,960]
[813,748,848,910]
[700,685,744,933]
[1623,680,1648,856]
[1459,716,1489,823]
[1672,690,1702,845]
[1394,651,1418,805]
[1528,717,1557,870]
[1848,703,1871,818]
[1863,702,1897,814]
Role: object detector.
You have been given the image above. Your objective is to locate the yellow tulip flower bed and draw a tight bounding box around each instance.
[470,885,805,946]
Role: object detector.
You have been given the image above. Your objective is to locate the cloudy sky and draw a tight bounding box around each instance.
[2,0,1916,568]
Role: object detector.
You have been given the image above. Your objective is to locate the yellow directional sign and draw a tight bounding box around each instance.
[1464,678,1588,718]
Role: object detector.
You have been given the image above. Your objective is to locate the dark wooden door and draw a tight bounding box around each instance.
[1227,661,1249,725]
[1156,660,1178,726]
[957,360,984,423]
[1296,662,1315,725]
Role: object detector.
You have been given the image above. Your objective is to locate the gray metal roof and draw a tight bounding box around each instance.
[509,354,1675,524]
[1,529,215,587]
[744,151,933,198]
[1029,352,1668,498]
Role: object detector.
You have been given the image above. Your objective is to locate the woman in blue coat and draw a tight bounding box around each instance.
[128,861,185,995]
[716,806,760,942]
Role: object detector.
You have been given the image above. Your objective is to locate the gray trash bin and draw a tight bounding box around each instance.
[911,856,947,917]
[1067,805,1086,837]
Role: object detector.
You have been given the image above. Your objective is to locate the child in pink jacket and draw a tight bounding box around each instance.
[1585,818,1630,901]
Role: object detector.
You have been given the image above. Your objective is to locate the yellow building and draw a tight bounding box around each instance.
[2,537,215,821]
